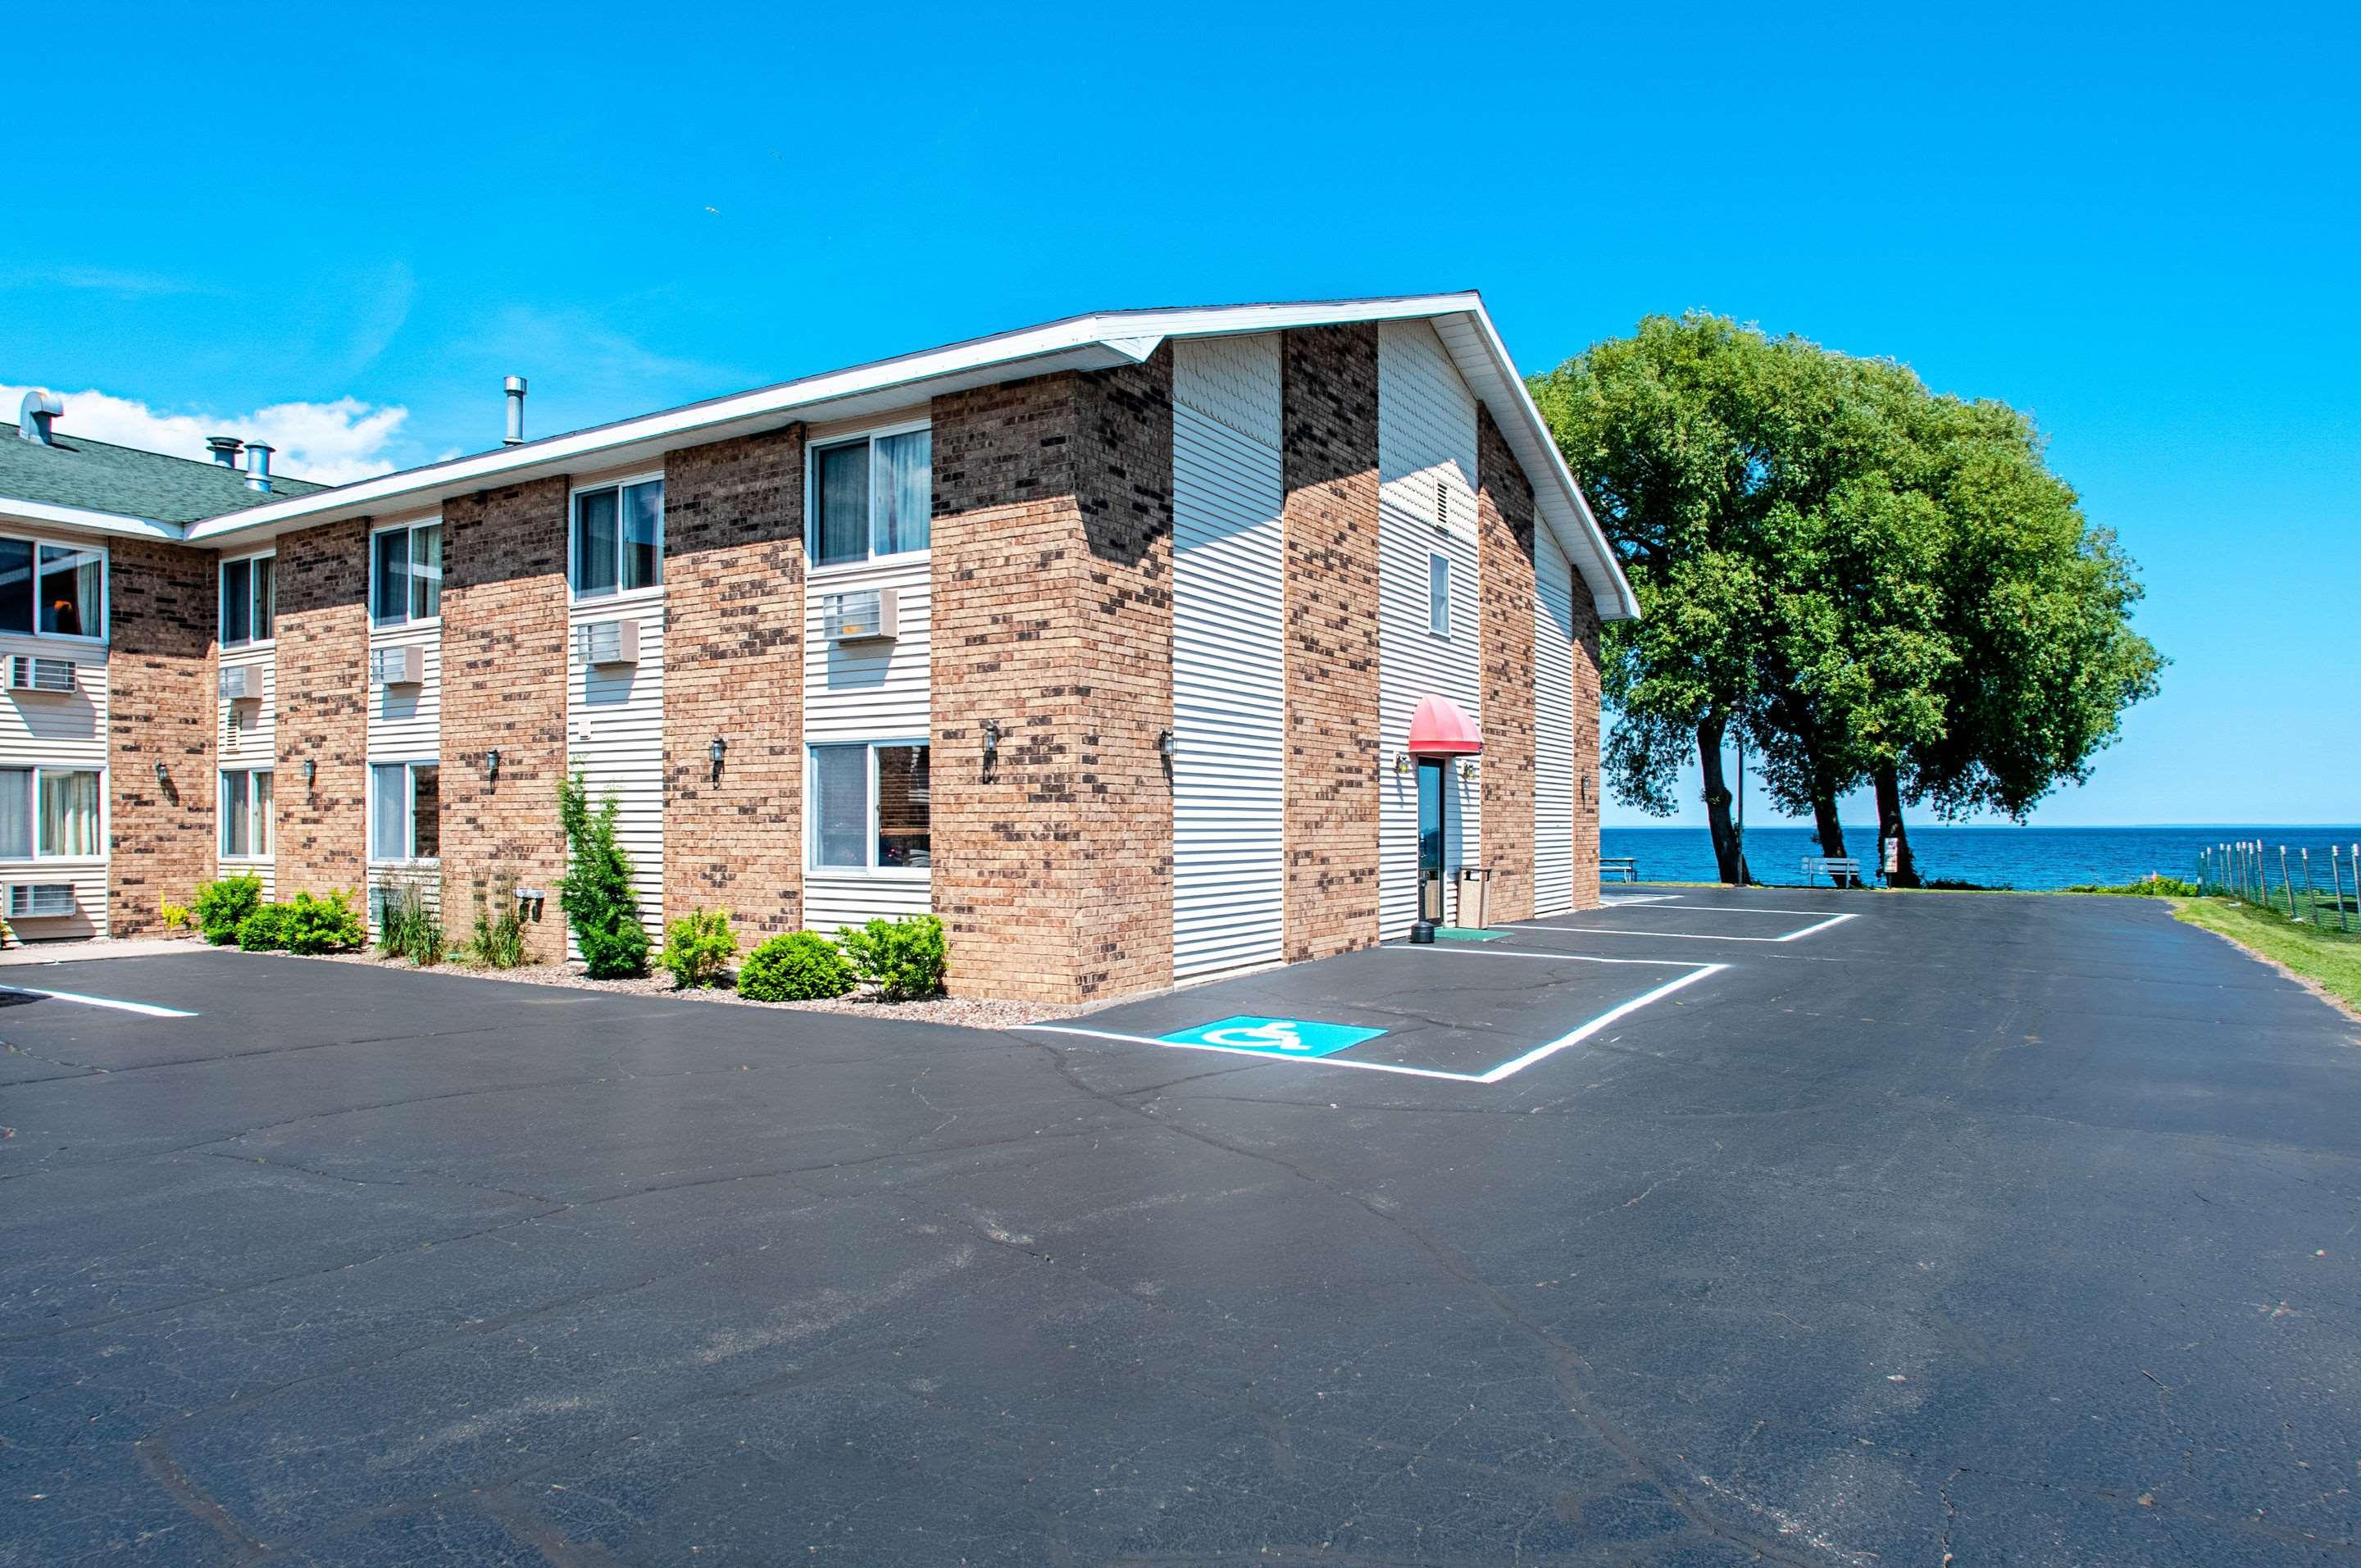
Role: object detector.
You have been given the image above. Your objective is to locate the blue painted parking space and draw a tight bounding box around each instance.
[1157,1016,1387,1057]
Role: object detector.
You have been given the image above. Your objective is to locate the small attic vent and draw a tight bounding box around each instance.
[1434,480,1449,530]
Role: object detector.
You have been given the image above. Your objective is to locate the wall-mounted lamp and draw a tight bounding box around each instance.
[484,748,502,784]
[1157,728,1175,761]
[152,760,168,788]
[1580,772,1590,806]
[709,734,726,783]
[1458,759,1478,784]
[980,718,1002,770]
[303,757,317,789]
[1394,752,1409,777]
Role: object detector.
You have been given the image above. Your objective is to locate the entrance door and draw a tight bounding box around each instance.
[1417,757,1448,923]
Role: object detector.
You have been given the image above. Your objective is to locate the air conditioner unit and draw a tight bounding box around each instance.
[7,883,75,919]
[823,587,898,644]
[7,655,75,694]
[369,644,423,687]
[578,618,639,667]
[217,663,259,701]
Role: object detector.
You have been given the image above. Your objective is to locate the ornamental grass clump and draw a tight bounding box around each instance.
[374,879,445,966]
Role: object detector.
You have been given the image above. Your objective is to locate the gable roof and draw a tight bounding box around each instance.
[0,428,326,529]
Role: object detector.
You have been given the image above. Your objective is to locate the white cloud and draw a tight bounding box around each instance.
[0,383,408,485]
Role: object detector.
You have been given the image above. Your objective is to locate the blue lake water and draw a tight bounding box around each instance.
[1602,825,2361,890]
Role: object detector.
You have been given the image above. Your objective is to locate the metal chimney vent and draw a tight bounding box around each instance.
[17,389,61,445]
[207,435,243,467]
[243,442,274,493]
[503,376,527,446]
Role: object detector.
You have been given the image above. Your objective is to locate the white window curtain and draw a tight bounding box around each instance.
[38,771,99,857]
[0,768,29,859]
[872,430,930,556]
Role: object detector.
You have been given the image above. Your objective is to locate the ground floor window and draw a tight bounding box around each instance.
[811,740,930,870]
[221,768,274,858]
[369,761,440,861]
[0,767,102,859]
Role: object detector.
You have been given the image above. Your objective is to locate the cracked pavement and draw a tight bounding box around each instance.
[2,889,2359,1563]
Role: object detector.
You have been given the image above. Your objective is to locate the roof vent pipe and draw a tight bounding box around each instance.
[206,435,243,467]
[17,389,61,445]
[503,375,526,446]
[243,441,275,493]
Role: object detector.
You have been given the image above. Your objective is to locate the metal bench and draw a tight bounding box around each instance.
[1600,857,1640,884]
[1799,855,1862,887]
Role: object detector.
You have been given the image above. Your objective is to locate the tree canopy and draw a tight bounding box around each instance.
[1529,311,2162,884]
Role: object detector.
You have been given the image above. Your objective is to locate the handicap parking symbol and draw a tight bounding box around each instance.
[1158,1015,1386,1058]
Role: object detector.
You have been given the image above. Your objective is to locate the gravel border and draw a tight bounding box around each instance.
[293,948,1083,1030]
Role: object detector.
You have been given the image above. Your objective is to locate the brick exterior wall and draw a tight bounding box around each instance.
[1476,407,1539,925]
[662,426,805,935]
[1278,324,1384,963]
[929,352,1176,1002]
[441,478,570,961]
[271,519,370,903]
[107,540,216,934]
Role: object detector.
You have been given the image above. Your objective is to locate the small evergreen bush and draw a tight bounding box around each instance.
[557,773,648,979]
[737,931,856,1002]
[235,903,291,951]
[374,880,444,966]
[838,915,947,1002]
[193,875,264,945]
[659,908,738,989]
[282,890,366,955]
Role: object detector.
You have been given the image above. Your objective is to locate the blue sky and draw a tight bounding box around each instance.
[4,2,2352,825]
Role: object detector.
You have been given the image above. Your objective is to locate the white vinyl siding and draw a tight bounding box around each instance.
[567,592,665,942]
[1533,529,1577,915]
[218,635,277,900]
[803,452,932,934]
[0,630,108,934]
[1377,319,1483,936]
[366,558,443,917]
[1170,332,1285,980]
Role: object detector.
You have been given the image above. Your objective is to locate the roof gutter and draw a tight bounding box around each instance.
[0,495,186,543]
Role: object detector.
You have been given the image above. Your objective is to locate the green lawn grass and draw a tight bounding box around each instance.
[2172,896,2361,1016]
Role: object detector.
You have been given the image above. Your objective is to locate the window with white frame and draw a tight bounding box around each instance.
[809,427,930,570]
[810,740,930,871]
[220,769,275,858]
[369,761,440,861]
[220,552,275,646]
[371,522,442,626]
[0,535,106,640]
[0,767,102,859]
[571,479,662,598]
[1428,552,1451,637]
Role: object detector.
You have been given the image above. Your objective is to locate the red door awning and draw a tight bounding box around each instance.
[1407,694,1482,756]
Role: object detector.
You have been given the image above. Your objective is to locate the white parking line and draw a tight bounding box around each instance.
[1499,911,1860,944]
[0,986,197,1018]
[1590,902,1848,916]
[1389,945,1703,967]
[1476,962,1728,1082]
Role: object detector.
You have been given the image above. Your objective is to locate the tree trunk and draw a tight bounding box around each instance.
[1873,765,1922,889]
[1810,784,1849,884]
[1696,717,1748,885]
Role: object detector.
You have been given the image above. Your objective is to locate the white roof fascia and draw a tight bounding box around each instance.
[0,496,185,543]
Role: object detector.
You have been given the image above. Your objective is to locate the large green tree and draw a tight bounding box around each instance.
[1532,312,2160,885]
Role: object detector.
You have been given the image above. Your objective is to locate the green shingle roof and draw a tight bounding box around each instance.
[0,428,330,525]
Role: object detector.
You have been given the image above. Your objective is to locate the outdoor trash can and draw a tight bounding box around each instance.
[1454,866,1494,929]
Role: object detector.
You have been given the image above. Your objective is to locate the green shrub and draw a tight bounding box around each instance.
[235,903,291,951]
[2066,875,2202,898]
[160,900,193,933]
[193,874,264,945]
[659,908,738,989]
[737,931,856,1002]
[456,875,526,970]
[282,890,366,955]
[557,773,648,979]
[374,880,445,966]
[838,915,948,1002]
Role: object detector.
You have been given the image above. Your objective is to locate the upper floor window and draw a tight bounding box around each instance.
[810,427,930,570]
[1428,552,1451,638]
[571,479,662,598]
[0,766,102,859]
[0,536,106,641]
[371,522,442,627]
[220,552,275,647]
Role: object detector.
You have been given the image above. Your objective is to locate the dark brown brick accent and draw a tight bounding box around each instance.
[441,478,570,961]
[1476,406,1538,925]
[930,351,1176,1002]
[271,519,370,902]
[107,539,216,932]
[1278,324,1384,963]
[662,426,805,935]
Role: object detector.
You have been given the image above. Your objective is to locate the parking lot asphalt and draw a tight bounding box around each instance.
[3,889,2359,1565]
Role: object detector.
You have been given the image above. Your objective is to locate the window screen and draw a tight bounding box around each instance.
[815,443,870,568]
[0,539,30,635]
[876,743,930,868]
[0,768,28,859]
[38,545,100,638]
[572,489,620,596]
[812,744,869,868]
